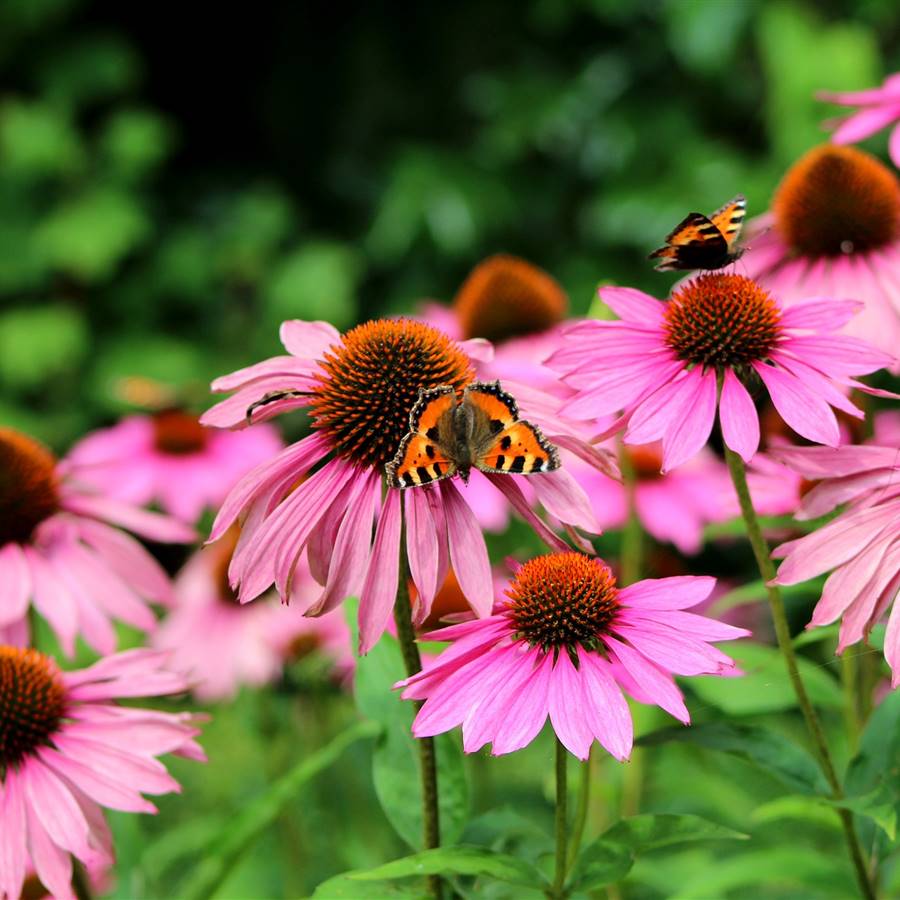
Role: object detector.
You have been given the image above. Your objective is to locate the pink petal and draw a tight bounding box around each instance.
[24,547,78,656]
[599,286,666,325]
[440,480,493,618]
[831,104,900,144]
[618,576,716,611]
[358,489,402,654]
[780,298,864,332]
[490,652,554,755]
[459,337,494,362]
[25,797,74,900]
[547,651,595,760]
[605,636,689,723]
[529,469,598,532]
[405,489,440,620]
[279,319,340,358]
[884,584,900,687]
[891,121,900,168]
[753,362,840,446]
[577,649,633,760]
[614,621,735,676]
[719,369,759,462]
[661,368,717,472]
[0,542,31,626]
[484,473,574,553]
[61,493,196,544]
[22,760,91,858]
[0,774,28,900]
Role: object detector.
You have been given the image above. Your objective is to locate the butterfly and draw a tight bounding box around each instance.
[386,381,560,489]
[649,194,746,271]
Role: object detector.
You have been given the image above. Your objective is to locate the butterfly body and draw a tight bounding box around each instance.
[649,195,746,271]
[386,381,560,489]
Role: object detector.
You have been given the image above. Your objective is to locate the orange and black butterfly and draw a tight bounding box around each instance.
[649,195,746,271]
[386,381,560,489]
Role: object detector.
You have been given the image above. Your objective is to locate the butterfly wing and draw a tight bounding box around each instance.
[649,212,728,271]
[386,386,457,488]
[463,382,560,476]
[708,194,746,249]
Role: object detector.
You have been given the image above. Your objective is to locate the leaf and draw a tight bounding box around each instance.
[175,720,379,900]
[688,641,842,715]
[373,728,469,849]
[347,845,547,888]
[565,839,634,892]
[752,795,843,830]
[824,785,897,840]
[639,723,829,795]
[313,873,428,898]
[601,813,748,854]
[845,690,900,853]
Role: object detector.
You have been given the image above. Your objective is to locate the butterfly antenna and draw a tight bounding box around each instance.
[245,390,311,425]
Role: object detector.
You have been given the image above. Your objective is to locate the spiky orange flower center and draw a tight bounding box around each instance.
[506,552,620,652]
[309,319,474,468]
[153,409,210,455]
[664,274,781,368]
[0,428,60,546]
[454,255,568,342]
[0,646,66,769]
[773,144,900,257]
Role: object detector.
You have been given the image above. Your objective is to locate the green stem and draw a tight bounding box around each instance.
[567,746,592,871]
[553,738,569,899]
[393,502,442,900]
[618,445,643,588]
[724,439,876,900]
[841,651,860,756]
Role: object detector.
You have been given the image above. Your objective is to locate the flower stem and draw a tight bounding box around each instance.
[393,502,442,900]
[842,650,861,755]
[567,746,592,871]
[724,442,876,900]
[553,737,569,899]
[618,444,643,587]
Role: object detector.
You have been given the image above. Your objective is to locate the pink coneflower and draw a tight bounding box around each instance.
[154,527,352,700]
[0,428,193,655]
[770,441,900,684]
[0,645,204,900]
[396,552,748,760]
[741,144,900,367]
[203,318,599,653]
[575,443,730,555]
[67,410,283,524]
[549,274,895,473]
[819,73,900,166]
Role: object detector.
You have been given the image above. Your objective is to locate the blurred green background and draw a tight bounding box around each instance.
[3,1,900,897]
[2,0,898,451]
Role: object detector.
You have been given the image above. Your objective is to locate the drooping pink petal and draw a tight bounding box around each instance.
[753,362,840,446]
[576,650,633,761]
[661,368,717,472]
[0,773,28,900]
[358,489,402,654]
[405,489,440,620]
[61,493,196,544]
[22,760,92,859]
[719,369,760,462]
[528,469,599,533]
[484,473,570,552]
[0,541,31,626]
[605,637,689,724]
[489,652,554,755]
[440,480,493,618]
[25,793,74,900]
[547,651,594,760]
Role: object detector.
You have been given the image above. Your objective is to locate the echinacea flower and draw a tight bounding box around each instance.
[0,646,204,900]
[770,442,900,684]
[549,273,895,472]
[396,552,748,760]
[819,73,900,166]
[154,527,352,700]
[67,410,283,524]
[0,428,194,655]
[574,443,730,555]
[741,144,900,367]
[203,318,598,653]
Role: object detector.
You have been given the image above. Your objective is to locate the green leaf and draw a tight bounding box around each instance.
[752,795,843,830]
[824,785,897,840]
[845,689,900,853]
[352,614,469,848]
[565,839,634,892]
[347,845,547,888]
[601,813,748,854]
[639,723,829,795]
[688,641,842,715]
[175,719,379,900]
[0,99,84,178]
[313,873,428,898]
